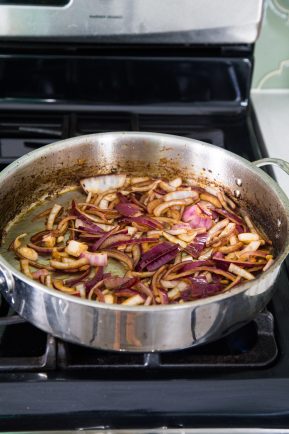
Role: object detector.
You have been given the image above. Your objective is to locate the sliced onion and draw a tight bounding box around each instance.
[209,222,236,246]
[136,282,153,298]
[53,279,77,294]
[115,202,142,217]
[237,241,261,256]
[32,269,49,280]
[158,289,169,304]
[80,174,126,194]
[20,259,32,278]
[185,233,208,259]
[102,249,134,270]
[17,246,38,261]
[239,250,270,259]
[132,244,141,267]
[129,216,163,230]
[169,177,182,188]
[160,279,179,289]
[100,233,131,249]
[218,241,244,254]
[166,228,187,235]
[121,294,144,306]
[167,266,235,282]
[47,204,62,230]
[159,181,176,192]
[91,225,121,251]
[215,208,243,225]
[214,257,265,270]
[200,193,222,208]
[13,173,274,306]
[42,234,56,248]
[50,257,88,270]
[164,190,198,202]
[182,260,215,271]
[115,288,141,298]
[130,177,150,185]
[104,276,132,289]
[104,294,114,304]
[72,202,104,233]
[206,218,229,244]
[238,233,260,243]
[167,287,181,300]
[64,268,91,287]
[263,258,274,271]
[228,263,255,280]
[85,267,104,291]
[182,204,213,230]
[111,237,159,248]
[99,199,109,209]
[65,240,88,257]
[80,252,107,267]
[137,242,179,272]
[181,281,224,301]
[27,242,54,255]
[153,199,192,217]
[162,231,187,248]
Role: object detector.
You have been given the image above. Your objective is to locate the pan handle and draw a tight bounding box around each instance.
[0,263,15,297]
[253,158,289,176]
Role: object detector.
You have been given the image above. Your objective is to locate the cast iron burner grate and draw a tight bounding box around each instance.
[0,292,278,372]
[0,111,226,167]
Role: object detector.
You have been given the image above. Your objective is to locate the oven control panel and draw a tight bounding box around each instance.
[0,0,263,44]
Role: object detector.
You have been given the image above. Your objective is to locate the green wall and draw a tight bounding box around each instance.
[252,0,289,89]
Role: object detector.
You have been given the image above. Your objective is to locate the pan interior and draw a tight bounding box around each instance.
[0,132,288,276]
[0,188,126,279]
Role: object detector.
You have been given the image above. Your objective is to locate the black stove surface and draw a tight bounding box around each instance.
[0,44,289,431]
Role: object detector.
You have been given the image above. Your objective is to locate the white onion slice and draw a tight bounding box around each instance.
[153,199,192,217]
[167,288,180,300]
[161,279,179,289]
[206,218,229,245]
[65,240,88,257]
[238,241,261,256]
[263,258,274,272]
[121,294,144,306]
[169,177,182,188]
[162,231,187,248]
[18,246,38,261]
[228,263,255,280]
[75,283,86,298]
[104,294,114,304]
[80,174,126,194]
[99,199,109,209]
[164,190,198,202]
[238,233,260,243]
[47,204,62,230]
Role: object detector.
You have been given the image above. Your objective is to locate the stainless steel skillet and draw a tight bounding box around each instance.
[0,131,288,352]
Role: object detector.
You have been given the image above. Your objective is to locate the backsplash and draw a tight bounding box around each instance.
[252,0,289,89]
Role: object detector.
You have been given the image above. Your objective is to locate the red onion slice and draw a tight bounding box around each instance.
[115,202,142,218]
[182,204,213,229]
[137,242,179,272]
[185,233,208,258]
[85,267,104,291]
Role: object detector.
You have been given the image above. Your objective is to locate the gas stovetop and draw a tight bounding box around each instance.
[1,44,289,431]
